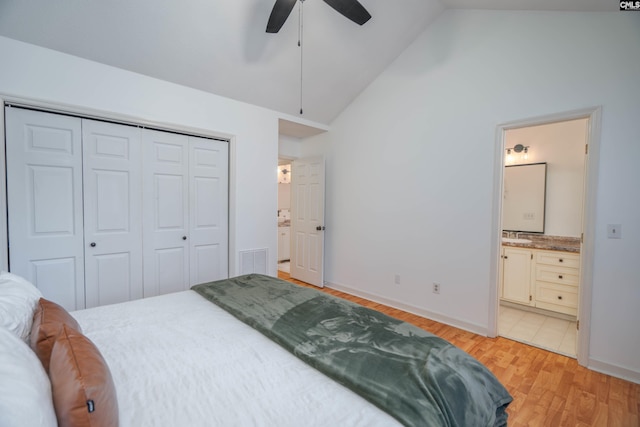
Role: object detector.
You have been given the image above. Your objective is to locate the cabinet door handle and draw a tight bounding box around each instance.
[90,242,96,247]
[182,236,187,240]
[504,256,508,259]
[558,275,563,279]
[559,258,564,263]
[557,295,563,300]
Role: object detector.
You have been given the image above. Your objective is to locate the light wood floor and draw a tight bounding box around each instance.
[278,271,640,427]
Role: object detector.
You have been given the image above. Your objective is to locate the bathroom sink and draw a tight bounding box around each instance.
[502,237,532,244]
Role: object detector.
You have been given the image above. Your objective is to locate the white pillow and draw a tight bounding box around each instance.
[0,271,43,342]
[0,326,57,427]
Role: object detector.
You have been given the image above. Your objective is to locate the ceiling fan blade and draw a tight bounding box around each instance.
[322,0,371,26]
[266,0,298,33]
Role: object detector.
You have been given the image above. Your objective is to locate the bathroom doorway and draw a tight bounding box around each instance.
[492,108,601,365]
[277,159,292,274]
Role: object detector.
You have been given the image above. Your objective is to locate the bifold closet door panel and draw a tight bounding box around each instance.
[188,136,229,285]
[5,107,85,311]
[142,129,190,297]
[82,119,143,308]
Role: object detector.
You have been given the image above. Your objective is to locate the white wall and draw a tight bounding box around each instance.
[0,36,281,277]
[505,118,587,237]
[278,183,291,210]
[279,135,302,159]
[302,11,640,381]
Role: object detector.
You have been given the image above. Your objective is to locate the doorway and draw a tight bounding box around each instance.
[492,108,601,366]
[277,159,292,274]
[275,155,326,287]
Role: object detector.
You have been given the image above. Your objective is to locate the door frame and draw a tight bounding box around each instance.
[489,106,601,367]
[0,94,235,277]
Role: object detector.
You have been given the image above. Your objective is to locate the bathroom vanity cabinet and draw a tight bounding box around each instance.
[501,247,534,306]
[278,226,290,262]
[501,246,580,316]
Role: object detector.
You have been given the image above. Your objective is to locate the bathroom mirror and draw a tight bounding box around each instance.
[503,163,547,233]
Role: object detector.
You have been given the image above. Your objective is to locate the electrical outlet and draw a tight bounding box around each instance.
[432,282,440,294]
[394,274,401,285]
[607,224,622,239]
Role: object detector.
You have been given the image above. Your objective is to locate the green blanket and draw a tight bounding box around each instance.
[192,274,512,427]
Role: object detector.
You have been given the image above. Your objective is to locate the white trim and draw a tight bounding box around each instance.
[228,136,238,277]
[577,107,601,368]
[0,93,236,280]
[326,281,488,336]
[1,92,234,141]
[588,358,640,385]
[0,107,7,271]
[487,121,506,338]
[490,106,601,368]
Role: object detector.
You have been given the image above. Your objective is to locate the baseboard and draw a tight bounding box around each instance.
[500,300,577,322]
[325,281,489,337]
[588,358,640,385]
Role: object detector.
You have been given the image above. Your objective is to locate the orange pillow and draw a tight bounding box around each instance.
[49,324,119,427]
[30,298,82,373]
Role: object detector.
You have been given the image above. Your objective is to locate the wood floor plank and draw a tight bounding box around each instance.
[278,271,640,426]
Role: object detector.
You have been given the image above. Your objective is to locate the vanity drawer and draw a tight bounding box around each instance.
[535,265,579,286]
[536,251,580,269]
[535,282,578,315]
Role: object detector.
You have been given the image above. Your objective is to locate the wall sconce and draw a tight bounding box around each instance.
[278,165,291,184]
[505,144,530,162]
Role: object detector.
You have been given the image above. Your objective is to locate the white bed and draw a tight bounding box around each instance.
[71,290,401,427]
[1,272,511,427]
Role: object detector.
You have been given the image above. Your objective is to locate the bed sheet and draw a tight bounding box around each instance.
[72,291,401,427]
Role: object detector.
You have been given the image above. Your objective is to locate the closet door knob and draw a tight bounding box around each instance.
[182,236,187,240]
[90,242,96,247]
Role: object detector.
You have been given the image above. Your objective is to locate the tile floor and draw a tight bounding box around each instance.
[499,305,577,357]
[277,261,290,273]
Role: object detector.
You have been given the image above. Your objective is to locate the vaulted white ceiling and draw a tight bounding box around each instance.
[0,0,615,126]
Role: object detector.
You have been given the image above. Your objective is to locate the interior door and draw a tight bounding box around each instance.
[82,119,143,308]
[188,136,229,285]
[142,129,190,297]
[5,107,85,311]
[290,156,325,287]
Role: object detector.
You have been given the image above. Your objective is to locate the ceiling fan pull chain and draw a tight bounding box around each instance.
[299,0,304,115]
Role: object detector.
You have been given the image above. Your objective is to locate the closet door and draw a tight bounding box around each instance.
[188,136,228,285]
[5,107,85,311]
[82,119,143,308]
[142,129,190,297]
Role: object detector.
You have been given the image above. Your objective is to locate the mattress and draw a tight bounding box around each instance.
[72,290,401,427]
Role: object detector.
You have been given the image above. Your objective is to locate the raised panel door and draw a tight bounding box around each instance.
[142,129,189,297]
[188,136,228,285]
[5,107,85,310]
[290,157,325,287]
[82,119,143,308]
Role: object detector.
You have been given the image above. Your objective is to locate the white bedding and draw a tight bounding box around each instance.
[72,291,401,427]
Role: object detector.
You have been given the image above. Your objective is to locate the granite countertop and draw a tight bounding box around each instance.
[502,234,581,253]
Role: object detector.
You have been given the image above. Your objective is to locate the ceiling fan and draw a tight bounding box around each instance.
[266,0,372,33]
